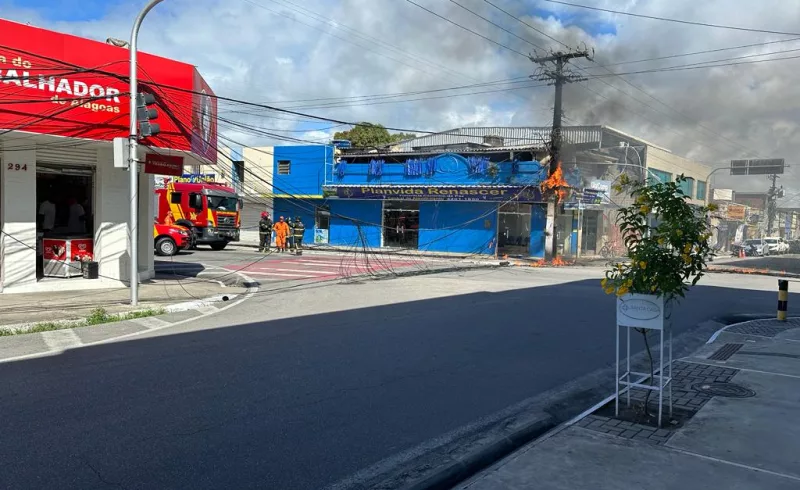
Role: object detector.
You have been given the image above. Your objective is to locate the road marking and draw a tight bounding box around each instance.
[40,329,83,351]
[194,305,218,315]
[129,316,171,329]
[292,261,343,268]
[665,446,800,483]
[235,271,320,278]
[246,267,333,275]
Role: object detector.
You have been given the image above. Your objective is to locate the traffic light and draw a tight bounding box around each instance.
[136,91,160,138]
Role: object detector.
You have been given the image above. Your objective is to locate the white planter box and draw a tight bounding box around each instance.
[616,293,671,331]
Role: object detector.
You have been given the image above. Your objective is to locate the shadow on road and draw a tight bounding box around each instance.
[1,280,796,490]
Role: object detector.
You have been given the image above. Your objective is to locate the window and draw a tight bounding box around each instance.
[647,168,672,184]
[678,177,694,197]
[315,206,330,230]
[278,160,291,175]
[696,180,707,200]
[207,195,238,211]
[170,192,182,204]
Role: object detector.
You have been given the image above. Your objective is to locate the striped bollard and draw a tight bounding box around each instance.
[778,280,789,321]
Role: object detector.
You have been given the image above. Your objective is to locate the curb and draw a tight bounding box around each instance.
[708,266,800,279]
[705,315,800,344]
[0,292,241,334]
[404,419,554,490]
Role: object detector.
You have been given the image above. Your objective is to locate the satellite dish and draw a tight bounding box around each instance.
[106,38,129,48]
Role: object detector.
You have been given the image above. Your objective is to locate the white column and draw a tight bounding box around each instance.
[95,147,129,282]
[0,142,37,291]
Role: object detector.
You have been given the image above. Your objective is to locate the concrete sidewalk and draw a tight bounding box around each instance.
[0,274,249,327]
[459,317,800,489]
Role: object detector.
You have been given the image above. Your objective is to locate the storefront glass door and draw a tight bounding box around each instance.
[498,203,531,256]
[36,164,94,280]
[581,210,599,255]
[383,201,419,248]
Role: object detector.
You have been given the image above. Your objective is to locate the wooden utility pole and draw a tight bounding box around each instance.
[530,50,591,259]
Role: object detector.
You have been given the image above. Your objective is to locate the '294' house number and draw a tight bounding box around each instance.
[7,163,28,171]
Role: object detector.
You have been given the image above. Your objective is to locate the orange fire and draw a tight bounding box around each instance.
[540,161,569,201]
[527,257,573,267]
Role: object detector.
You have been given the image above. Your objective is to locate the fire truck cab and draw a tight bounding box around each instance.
[155,180,242,251]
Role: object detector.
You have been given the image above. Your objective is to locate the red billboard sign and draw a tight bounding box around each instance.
[144,153,184,176]
[0,18,217,162]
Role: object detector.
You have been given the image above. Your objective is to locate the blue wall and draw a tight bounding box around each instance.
[273,198,317,243]
[272,145,333,196]
[418,201,497,255]
[328,200,382,248]
[335,153,544,186]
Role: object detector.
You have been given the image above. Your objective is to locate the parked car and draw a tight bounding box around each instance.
[763,237,788,254]
[154,223,192,256]
[742,238,769,257]
[789,239,800,254]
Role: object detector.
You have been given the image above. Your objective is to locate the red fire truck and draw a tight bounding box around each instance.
[155,180,242,250]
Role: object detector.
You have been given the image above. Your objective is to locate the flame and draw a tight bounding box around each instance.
[526,257,574,267]
[541,161,569,201]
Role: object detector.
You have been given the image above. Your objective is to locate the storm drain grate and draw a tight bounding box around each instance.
[708,343,743,361]
[691,382,756,398]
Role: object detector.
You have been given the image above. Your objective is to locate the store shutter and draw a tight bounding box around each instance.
[36,146,98,167]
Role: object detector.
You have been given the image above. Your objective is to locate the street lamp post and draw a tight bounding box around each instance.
[128,0,164,305]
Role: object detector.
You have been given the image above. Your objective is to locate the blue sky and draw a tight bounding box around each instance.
[15,0,616,35]
[11,0,115,21]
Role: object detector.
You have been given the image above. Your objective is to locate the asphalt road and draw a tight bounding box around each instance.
[0,268,794,490]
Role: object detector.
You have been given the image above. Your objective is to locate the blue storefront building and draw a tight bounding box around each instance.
[270,141,559,257]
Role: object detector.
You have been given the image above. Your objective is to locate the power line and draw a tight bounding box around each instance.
[239,0,465,86]
[543,0,800,37]
[483,3,777,160]
[482,0,571,49]
[403,0,530,58]
[594,37,800,68]
[449,0,545,51]
[265,0,481,84]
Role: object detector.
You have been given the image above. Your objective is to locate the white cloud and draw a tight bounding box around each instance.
[4,0,800,197]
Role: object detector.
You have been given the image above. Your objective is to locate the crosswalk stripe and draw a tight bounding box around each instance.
[236,271,321,278]
[247,267,333,275]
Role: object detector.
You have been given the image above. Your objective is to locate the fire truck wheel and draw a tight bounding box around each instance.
[155,237,178,256]
[210,242,228,251]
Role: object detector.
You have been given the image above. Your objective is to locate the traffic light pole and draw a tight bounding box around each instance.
[128,0,164,305]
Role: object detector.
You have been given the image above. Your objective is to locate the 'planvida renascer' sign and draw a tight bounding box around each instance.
[329,185,543,202]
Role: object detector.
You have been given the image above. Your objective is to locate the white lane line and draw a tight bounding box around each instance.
[246,267,334,275]
[40,329,83,351]
[129,316,171,329]
[236,271,321,278]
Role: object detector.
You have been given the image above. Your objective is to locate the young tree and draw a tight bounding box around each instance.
[333,123,415,148]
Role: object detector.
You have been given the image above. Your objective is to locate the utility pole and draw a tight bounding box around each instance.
[128,0,165,305]
[530,49,591,259]
[766,173,783,236]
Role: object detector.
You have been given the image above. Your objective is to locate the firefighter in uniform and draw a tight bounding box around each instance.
[292,216,305,253]
[258,211,273,252]
[273,216,290,252]
[286,216,295,251]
